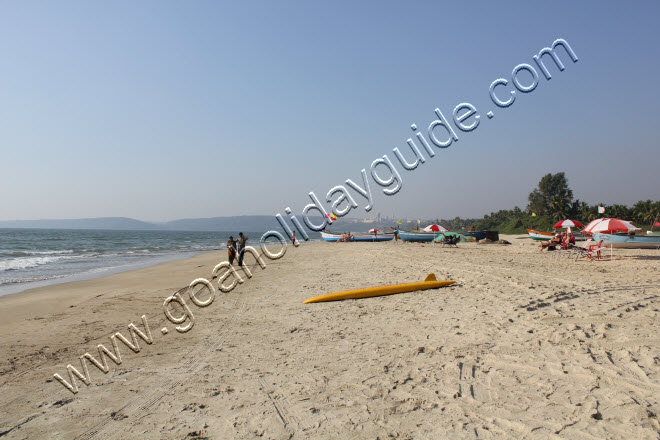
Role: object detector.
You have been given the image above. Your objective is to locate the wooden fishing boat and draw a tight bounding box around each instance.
[526,228,587,241]
[352,233,393,242]
[399,230,439,242]
[526,228,555,241]
[320,231,343,242]
[593,233,660,249]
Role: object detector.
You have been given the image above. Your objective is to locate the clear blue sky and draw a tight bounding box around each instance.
[1,1,658,221]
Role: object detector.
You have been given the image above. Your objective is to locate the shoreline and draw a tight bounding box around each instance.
[0,237,321,299]
[0,250,203,298]
[0,236,319,302]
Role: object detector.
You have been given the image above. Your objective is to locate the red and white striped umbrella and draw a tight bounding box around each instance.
[368,228,380,234]
[583,218,640,235]
[553,219,584,229]
[422,224,448,232]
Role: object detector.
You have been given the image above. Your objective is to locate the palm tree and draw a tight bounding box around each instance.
[607,204,632,220]
[633,200,656,224]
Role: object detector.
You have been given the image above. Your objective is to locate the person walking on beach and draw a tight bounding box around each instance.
[236,232,248,266]
[291,230,296,246]
[227,236,236,265]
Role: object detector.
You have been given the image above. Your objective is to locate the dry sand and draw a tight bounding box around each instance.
[0,235,658,439]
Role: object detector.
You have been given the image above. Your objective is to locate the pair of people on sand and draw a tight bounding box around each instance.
[226,232,248,266]
[336,232,352,243]
[227,231,297,265]
[540,231,575,251]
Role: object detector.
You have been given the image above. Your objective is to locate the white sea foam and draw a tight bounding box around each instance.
[0,256,68,271]
[5,249,76,257]
[0,273,66,284]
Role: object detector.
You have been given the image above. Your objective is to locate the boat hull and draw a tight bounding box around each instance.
[526,228,554,240]
[399,231,438,242]
[527,228,587,241]
[352,234,393,242]
[593,233,660,249]
[320,232,342,242]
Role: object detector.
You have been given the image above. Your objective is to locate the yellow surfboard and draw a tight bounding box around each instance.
[303,273,455,303]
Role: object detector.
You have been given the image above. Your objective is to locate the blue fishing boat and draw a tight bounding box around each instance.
[353,234,393,242]
[593,233,660,249]
[398,230,439,243]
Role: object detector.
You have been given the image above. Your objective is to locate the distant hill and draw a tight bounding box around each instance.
[0,217,156,230]
[0,215,300,232]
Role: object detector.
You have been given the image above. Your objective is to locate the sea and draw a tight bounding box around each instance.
[0,228,315,297]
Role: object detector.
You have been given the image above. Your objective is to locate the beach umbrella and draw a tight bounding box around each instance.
[422,224,448,232]
[583,218,640,235]
[422,224,448,247]
[553,219,584,229]
[368,228,380,234]
[583,218,641,259]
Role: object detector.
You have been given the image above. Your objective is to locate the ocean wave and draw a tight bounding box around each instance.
[0,256,70,272]
[2,249,76,257]
[0,273,67,285]
[190,245,220,251]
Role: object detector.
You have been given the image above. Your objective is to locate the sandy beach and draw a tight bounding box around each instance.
[0,236,658,439]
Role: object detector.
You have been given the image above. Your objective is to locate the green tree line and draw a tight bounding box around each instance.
[427,173,659,234]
